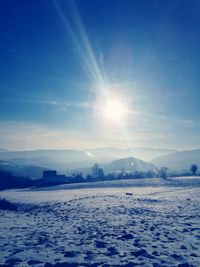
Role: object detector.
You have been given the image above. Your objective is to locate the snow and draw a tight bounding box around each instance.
[0,177,200,267]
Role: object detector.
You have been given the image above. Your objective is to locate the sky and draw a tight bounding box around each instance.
[0,0,200,151]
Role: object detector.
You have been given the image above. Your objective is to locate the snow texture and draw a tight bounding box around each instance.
[0,177,200,267]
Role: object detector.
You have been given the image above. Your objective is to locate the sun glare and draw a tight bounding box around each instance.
[103,98,127,121]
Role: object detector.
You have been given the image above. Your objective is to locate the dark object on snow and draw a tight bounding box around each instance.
[126,192,133,196]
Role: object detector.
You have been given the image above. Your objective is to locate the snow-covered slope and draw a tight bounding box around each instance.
[152,149,200,171]
[0,177,200,266]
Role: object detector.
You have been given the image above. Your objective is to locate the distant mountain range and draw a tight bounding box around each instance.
[152,149,200,171]
[88,147,177,161]
[0,149,91,170]
[1,147,199,179]
[0,147,199,175]
[0,156,157,179]
[0,147,177,170]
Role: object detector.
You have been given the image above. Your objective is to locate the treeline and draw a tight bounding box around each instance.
[0,170,41,190]
[69,170,156,184]
[70,163,199,184]
[1,163,199,190]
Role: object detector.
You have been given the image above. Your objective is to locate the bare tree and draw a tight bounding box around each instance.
[92,163,105,180]
[190,164,198,176]
[97,167,105,181]
[159,167,168,179]
[92,163,99,179]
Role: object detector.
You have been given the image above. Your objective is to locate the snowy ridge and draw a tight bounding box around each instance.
[152,149,200,171]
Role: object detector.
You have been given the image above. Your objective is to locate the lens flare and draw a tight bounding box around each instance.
[103,98,126,121]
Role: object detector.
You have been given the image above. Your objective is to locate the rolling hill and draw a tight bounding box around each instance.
[152,149,200,171]
[104,157,158,173]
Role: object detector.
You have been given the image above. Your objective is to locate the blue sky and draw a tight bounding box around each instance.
[0,0,200,150]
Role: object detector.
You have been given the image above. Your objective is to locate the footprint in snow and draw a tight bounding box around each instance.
[44,262,79,267]
[171,253,184,260]
[4,258,22,265]
[95,240,107,248]
[64,251,80,257]
[120,233,134,240]
[106,246,118,256]
[131,249,154,259]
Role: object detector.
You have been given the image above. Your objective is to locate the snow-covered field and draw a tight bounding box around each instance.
[0,177,200,267]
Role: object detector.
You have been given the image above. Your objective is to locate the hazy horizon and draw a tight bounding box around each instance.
[0,145,181,151]
[1,144,198,153]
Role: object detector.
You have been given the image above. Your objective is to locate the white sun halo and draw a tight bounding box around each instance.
[103,98,127,121]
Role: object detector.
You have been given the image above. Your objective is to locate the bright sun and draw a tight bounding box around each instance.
[103,98,126,121]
